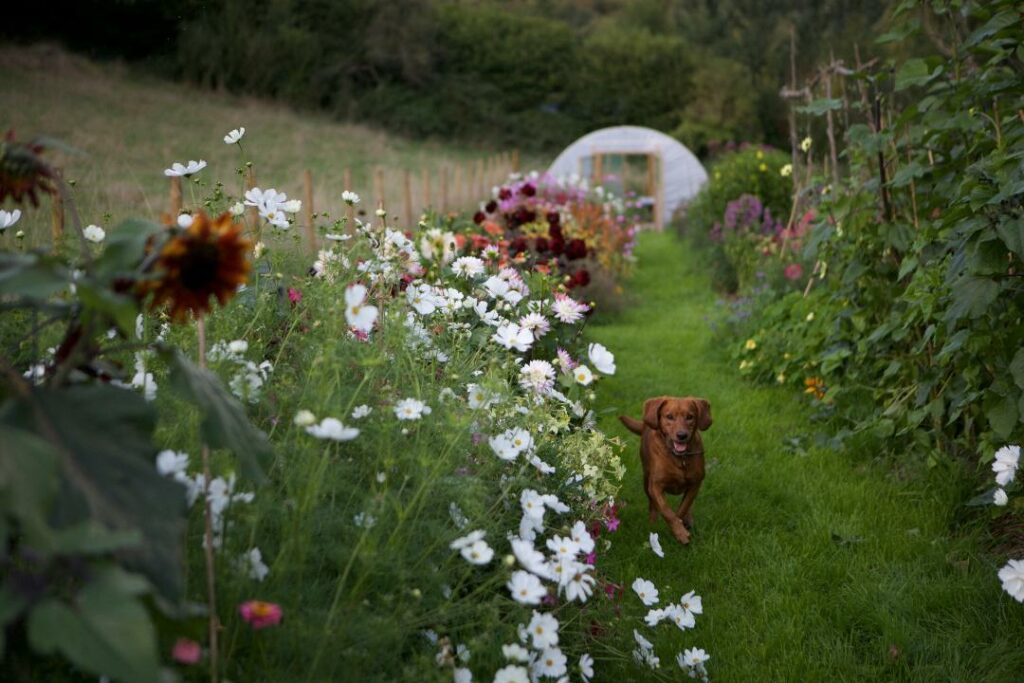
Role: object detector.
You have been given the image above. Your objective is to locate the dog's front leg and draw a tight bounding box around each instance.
[647,483,690,544]
[676,481,704,533]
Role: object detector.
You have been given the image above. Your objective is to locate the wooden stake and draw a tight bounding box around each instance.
[421,167,432,216]
[403,168,413,228]
[440,166,449,212]
[511,149,520,173]
[169,175,183,217]
[374,167,385,209]
[824,61,840,186]
[453,165,463,209]
[302,169,316,254]
[593,154,603,185]
[51,169,65,245]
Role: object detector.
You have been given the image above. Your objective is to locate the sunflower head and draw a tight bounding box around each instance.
[143,211,251,322]
[0,130,57,207]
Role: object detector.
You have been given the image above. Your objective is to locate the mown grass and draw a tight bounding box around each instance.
[587,230,1024,682]
[0,44,540,249]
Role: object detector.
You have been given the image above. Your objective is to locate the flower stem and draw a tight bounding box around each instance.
[197,316,220,683]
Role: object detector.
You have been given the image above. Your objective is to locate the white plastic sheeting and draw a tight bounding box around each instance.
[547,125,708,218]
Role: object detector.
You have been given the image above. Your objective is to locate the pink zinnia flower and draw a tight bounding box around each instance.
[239,600,283,629]
[288,287,303,303]
[172,638,201,664]
[783,263,803,281]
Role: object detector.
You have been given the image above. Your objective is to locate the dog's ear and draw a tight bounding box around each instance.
[642,397,669,430]
[696,398,712,431]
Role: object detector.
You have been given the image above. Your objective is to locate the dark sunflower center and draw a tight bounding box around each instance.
[179,241,221,290]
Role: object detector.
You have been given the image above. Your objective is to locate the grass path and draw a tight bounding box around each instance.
[588,231,1024,682]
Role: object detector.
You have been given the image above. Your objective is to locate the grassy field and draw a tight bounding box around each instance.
[0,44,538,248]
[587,231,1024,682]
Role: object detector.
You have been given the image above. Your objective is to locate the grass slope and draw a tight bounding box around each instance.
[0,44,536,248]
[588,231,1024,682]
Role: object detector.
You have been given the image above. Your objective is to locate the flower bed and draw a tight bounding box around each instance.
[0,131,709,681]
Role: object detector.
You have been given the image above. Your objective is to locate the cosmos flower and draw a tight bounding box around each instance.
[394,397,431,420]
[573,365,594,386]
[631,578,659,606]
[507,570,547,605]
[224,127,245,144]
[342,190,360,205]
[305,417,360,441]
[532,647,567,679]
[493,324,534,352]
[345,284,379,333]
[83,224,105,243]
[351,404,372,419]
[999,559,1024,602]
[0,209,21,231]
[238,600,282,629]
[993,445,1020,487]
[494,665,529,683]
[587,343,616,375]
[649,532,664,558]
[164,160,207,177]
[579,653,594,680]
[526,610,559,649]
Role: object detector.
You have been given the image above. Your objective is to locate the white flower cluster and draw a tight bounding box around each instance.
[208,339,273,404]
[631,576,709,678]
[244,187,302,229]
[992,445,1024,603]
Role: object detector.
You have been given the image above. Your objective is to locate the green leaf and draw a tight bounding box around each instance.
[27,572,160,683]
[77,283,139,337]
[796,98,843,116]
[945,277,1000,322]
[7,385,187,600]
[995,217,1024,259]
[0,425,59,547]
[0,252,69,300]
[93,218,164,281]
[49,521,142,556]
[888,162,926,188]
[986,393,1018,439]
[1010,347,1024,391]
[165,349,271,484]
[895,58,940,91]
[965,10,1020,48]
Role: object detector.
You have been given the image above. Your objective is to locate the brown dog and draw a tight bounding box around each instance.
[620,396,712,545]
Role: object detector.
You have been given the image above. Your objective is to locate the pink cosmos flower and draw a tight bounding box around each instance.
[783,263,803,281]
[584,551,597,566]
[605,516,620,532]
[239,600,283,629]
[288,287,303,303]
[172,638,201,664]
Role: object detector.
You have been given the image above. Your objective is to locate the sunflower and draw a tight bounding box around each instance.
[0,130,57,207]
[143,211,251,321]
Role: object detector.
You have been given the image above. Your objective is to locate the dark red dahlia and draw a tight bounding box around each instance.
[550,237,565,256]
[519,183,536,197]
[485,199,498,213]
[534,237,550,253]
[498,188,512,201]
[546,211,560,226]
[509,237,528,255]
[472,211,485,225]
[567,269,590,289]
[565,238,587,260]
[548,224,563,240]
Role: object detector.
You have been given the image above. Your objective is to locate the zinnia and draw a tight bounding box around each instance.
[238,600,282,629]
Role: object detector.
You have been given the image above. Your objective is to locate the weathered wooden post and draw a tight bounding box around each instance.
[403,168,413,228]
[343,167,354,226]
[169,175,183,218]
[302,169,316,254]
[51,169,65,245]
[440,166,449,212]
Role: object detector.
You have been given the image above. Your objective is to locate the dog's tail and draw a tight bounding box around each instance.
[618,415,644,435]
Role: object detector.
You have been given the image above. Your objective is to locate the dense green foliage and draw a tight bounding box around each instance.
[7,0,893,153]
[703,0,1024,467]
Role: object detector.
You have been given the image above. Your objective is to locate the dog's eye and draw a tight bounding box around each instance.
[665,414,674,419]
[686,415,695,422]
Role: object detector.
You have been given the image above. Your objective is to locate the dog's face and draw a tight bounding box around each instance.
[643,396,712,456]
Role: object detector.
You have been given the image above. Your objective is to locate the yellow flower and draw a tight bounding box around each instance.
[800,137,812,152]
[776,373,786,384]
[759,163,767,172]
[739,360,753,371]
[804,377,826,400]
[756,150,764,159]
[745,339,758,351]
[805,312,815,322]
[780,164,793,177]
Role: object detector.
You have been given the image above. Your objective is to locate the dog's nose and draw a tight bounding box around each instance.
[676,431,689,442]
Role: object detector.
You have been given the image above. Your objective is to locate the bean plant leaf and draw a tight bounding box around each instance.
[0,426,59,548]
[995,217,1024,259]
[27,567,159,683]
[797,98,843,116]
[945,277,999,322]
[165,349,271,484]
[8,385,187,600]
[895,58,940,91]
[1010,348,1024,391]
[985,393,1018,439]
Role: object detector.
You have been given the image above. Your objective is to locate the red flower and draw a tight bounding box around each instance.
[783,263,803,281]
[509,237,528,255]
[550,237,565,256]
[534,237,550,253]
[287,287,302,303]
[567,269,590,289]
[565,238,587,260]
[546,211,560,226]
[498,187,512,201]
[485,200,498,213]
[519,183,536,197]
[172,638,201,665]
[473,211,485,224]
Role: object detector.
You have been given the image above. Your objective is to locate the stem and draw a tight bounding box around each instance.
[198,316,220,683]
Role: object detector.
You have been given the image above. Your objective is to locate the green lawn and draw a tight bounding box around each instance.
[588,231,1024,682]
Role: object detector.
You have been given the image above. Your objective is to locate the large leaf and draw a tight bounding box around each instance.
[1010,347,1024,391]
[985,393,1018,439]
[0,252,70,300]
[93,218,164,281]
[10,385,187,600]
[77,283,139,338]
[995,217,1024,259]
[0,425,59,549]
[165,349,271,483]
[945,277,1000,322]
[796,98,842,116]
[895,58,941,91]
[27,566,159,683]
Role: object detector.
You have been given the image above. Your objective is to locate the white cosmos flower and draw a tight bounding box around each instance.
[579,653,594,681]
[644,607,668,626]
[461,539,494,565]
[587,343,616,375]
[526,611,559,649]
[176,213,194,229]
[281,199,302,213]
[993,445,1020,487]
[452,256,485,278]
[240,547,269,581]
[511,538,554,579]
[541,494,569,514]
[466,383,498,409]
[678,647,711,669]
[494,665,530,683]
[450,529,486,550]
[507,570,547,605]
[519,360,555,394]
[156,450,189,476]
[493,324,533,352]
[520,489,547,520]
[994,488,1009,506]
[230,202,245,216]
[999,558,1024,602]
[545,535,580,560]
[345,284,379,333]
[261,208,289,229]
[529,455,555,475]
[561,564,595,603]
[453,668,472,683]
[224,127,245,144]
[293,409,316,427]
[83,224,106,243]
[649,532,664,558]
[679,590,703,616]
[394,397,431,420]
[532,647,567,679]
[164,160,207,177]
[632,578,659,606]
[666,603,696,630]
[0,209,22,230]
[502,643,530,663]
[351,404,372,419]
[490,434,519,462]
[573,365,594,386]
[570,521,594,554]
[633,629,654,652]
[483,276,511,300]
[305,417,360,441]
[518,312,550,338]
[342,190,360,205]
[407,283,440,315]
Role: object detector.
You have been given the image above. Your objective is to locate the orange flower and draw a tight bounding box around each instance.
[143,211,251,322]
[483,220,504,236]
[804,376,826,400]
